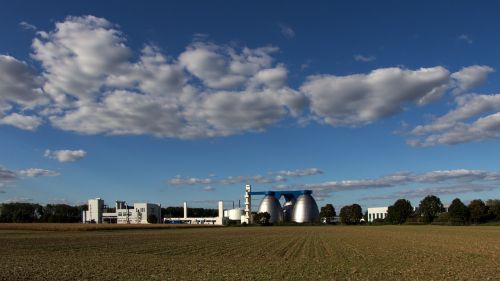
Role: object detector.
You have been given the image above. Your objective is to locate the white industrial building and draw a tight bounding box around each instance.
[367,206,388,222]
[82,198,161,224]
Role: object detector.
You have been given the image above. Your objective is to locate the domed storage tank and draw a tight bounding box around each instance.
[291,190,319,223]
[227,208,243,221]
[257,192,283,223]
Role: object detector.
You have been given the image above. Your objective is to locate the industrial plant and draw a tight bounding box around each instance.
[82,184,321,225]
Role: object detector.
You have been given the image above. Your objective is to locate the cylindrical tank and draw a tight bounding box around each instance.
[257,192,283,223]
[282,198,296,222]
[291,190,320,223]
[227,208,243,221]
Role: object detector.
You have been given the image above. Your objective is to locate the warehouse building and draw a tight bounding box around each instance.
[367,206,388,222]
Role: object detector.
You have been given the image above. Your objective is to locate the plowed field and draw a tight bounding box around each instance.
[0,225,499,280]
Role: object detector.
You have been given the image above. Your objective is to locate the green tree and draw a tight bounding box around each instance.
[350,204,363,224]
[339,205,352,224]
[320,204,336,221]
[448,198,469,225]
[419,195,444,223]
[486,199,500,220]
[386,199,413,224]
[253,212,271,225]
[339,204,362,225]
[468,199,488,224]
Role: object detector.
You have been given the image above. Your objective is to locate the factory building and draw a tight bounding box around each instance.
[367,207,388,222]
[82,198,161,224]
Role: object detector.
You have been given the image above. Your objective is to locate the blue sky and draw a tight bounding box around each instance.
[1,1,500,210]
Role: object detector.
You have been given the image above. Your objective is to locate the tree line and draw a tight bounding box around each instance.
[320,196,500,226]
[0,202,218,223]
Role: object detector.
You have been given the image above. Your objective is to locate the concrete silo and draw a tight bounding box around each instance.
[291,190,320,223]
[257,191,283,223]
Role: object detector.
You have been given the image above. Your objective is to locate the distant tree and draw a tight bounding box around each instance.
[486,199,500,220]
[147,214,158,224]
[386,199,413,224]
[432,212,450,225]
[448,198,469,225]
[419,195,444,223]
[339,204,362,225]
[320,204,336,219]
[0,203,41,223]
[339,205,352,224]
[253,212,271,225]
[468,199,489,224]
[350,204,363,224]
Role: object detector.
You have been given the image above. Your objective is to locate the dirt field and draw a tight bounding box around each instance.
[0,225,499,281]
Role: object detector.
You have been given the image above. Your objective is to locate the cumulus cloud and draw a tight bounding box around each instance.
[0,55,46,115]
[32,15,131,104]
[300,67,451,126]
[409,94,500,146]
[353,54,376,62]
[18,168,59,177]
[25,16,305,138]
[0,113,41,130]
[2,15,498,144]
[278,23,295,39]
[451,65,494,95]
[44,149,87,162]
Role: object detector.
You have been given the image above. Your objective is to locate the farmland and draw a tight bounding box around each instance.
[0,225,499,281]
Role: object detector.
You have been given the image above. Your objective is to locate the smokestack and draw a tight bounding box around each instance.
[218,201,224,220]
[183,202,187,219]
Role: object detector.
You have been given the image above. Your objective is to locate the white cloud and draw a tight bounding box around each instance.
[3,15,499,144]
[362,184,496,200]
[353,54,376,62]
[167,167,322,186]
[409,94,500,146]
[168,176,212,186]
[32,15,131,105]
[301,67,451,126]
[275,168,323,177]
[44,149,87,162]
[18,168,59,177]
[302,169,500,193]
[19,21,37,31]
[179,41,278,89]
[0,167,17,181]
[451,65,494,95]
[25,16,305,139]
[0,113,41,131]
[0,55,46,115]
[278,23,295,39]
